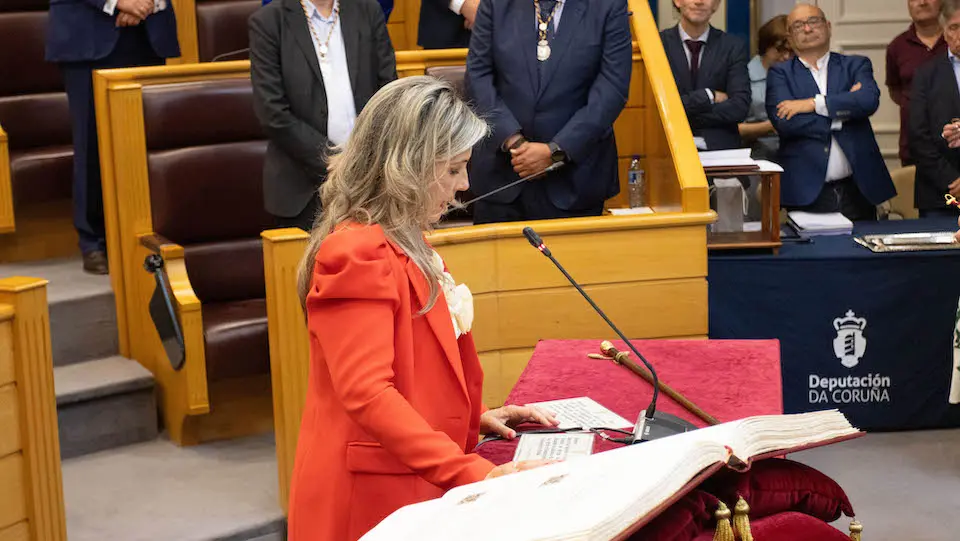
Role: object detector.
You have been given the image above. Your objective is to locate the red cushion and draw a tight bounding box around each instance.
[691,511,853,541]
[629,490,718,541]
[699,459,854,522]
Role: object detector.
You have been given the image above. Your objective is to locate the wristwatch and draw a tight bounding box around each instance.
[548,142,567,164]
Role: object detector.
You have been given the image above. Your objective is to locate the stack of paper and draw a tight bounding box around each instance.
[787,211,853,236]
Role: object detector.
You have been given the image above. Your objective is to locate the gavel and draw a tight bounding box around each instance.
[598,341,719,426]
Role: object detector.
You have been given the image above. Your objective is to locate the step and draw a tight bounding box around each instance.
[62,433,285,541]
[0,256,118,366]
[55,356,158,459]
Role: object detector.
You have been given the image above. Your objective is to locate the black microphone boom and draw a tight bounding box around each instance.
[521,226,697,443]
[461,162,564,207]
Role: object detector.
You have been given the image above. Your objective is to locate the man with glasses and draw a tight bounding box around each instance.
[911,0,960,217]
[767,3,895,221]
[661,0,751,151]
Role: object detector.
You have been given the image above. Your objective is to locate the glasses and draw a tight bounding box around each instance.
[789,16,826,34]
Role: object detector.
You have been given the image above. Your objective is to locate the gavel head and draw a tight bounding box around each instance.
[600,340,615,356]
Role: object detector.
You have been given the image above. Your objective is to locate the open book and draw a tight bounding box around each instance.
[360,410,861,541]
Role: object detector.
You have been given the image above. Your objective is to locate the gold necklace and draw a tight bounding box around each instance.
[300,0,340,61]
[534,0,562,62]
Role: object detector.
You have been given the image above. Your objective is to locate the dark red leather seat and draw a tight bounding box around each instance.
[142,78,272,383]
[196,0,261,61]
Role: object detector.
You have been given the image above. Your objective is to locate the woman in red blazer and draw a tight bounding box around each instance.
[287,77,558,541]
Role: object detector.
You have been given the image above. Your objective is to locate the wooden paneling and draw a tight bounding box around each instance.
[0,201,78,263]
[262,228,311,513]
[0,522,29,541]
[0,454,26,530]
[0,384,20,458]
[387,23,409,51]
[614,106,645,159]
[0,317,13,387]
[473,279,708,352]
[0,123,13,234]
[0,278,66,541]
[169,0,200,64]
[478,348,536,407]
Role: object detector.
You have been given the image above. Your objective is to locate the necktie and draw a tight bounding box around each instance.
[538,0,557,82]
[685,39,703,85]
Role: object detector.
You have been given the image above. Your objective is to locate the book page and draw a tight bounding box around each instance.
[513,432,594,462]
[526,397,632,430]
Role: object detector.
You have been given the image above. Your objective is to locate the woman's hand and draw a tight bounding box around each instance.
[485,459,558,480]
[480,405,559,440]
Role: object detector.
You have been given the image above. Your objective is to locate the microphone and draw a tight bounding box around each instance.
[521,227,697,443]
[461,162,564,207]
[210,48,251,62]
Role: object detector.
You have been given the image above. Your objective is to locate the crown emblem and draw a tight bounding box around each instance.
[834,310,866,332]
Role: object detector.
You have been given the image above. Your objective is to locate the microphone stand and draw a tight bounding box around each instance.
[461,162,564,207]
[522,227,699,443]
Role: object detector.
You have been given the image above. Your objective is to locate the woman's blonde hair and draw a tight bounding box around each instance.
[296,76,489,312]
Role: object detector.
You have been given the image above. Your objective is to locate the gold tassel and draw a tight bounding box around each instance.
[713,502,735,541]
[849,519,863,541]
[733,497,753,541]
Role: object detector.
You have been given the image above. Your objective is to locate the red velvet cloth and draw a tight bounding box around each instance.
[691,512,853,541]
[476,339,783,464]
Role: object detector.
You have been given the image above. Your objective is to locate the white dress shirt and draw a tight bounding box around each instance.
[799,52,853,183]
[304,0,358,147]
[678,24,714,103]
[103,0,166,16]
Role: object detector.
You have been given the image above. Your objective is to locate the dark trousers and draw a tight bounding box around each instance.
[273,195,320,232]
[473,183,604,224]
[61,27,162,254]
[790,178,877,222]
[919,207,960,219]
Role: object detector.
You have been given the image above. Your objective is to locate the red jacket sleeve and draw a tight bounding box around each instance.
[307,226,494,490]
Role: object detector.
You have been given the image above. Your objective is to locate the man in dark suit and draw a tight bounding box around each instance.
[465,0,632,223]
[767,3,895,221]
[661,0,751,151]
[417,0,478,49]
[249,0,397,230]
[46,0,179,273]
[911,0,960,217]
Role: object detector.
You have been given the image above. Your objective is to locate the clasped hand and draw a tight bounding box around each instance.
[943,121,960,149]
[480,404,560,480]
[776,82,861,121]
[116,0,154,26]
[510,142,553,179]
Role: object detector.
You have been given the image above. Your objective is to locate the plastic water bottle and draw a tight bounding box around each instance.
[627,155,646,208]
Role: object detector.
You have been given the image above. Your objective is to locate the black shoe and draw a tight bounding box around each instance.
[82,251,109,275]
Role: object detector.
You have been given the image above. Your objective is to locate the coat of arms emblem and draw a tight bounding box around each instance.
[833,310,867,369]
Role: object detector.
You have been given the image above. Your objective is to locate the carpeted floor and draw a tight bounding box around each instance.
[794,429,960,541]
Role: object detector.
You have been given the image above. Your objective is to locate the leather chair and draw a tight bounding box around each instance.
[424,65,474,226]
[139,78,274,444]
[196,0,260,62]
[0,0,72,235]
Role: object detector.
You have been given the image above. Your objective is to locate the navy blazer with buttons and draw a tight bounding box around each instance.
[767,53,895,207]
[661,25,751,151]
[465,0,632,211]
[46,0,180,63]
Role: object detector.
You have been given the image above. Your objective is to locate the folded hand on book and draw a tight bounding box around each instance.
[480,404,559,440]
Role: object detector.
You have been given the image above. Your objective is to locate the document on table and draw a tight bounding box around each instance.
[526,397,632,430]
[512,432,595,462]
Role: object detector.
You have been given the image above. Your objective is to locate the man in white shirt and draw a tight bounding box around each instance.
[418,0,480,48]
[767,3,895,221]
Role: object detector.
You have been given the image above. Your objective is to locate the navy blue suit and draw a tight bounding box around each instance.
[465,0,631,223]
[767,54,895,208]
[661,26,750,151]
[46,0,179,254]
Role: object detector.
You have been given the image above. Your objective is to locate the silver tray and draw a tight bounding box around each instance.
[854,231,960,252]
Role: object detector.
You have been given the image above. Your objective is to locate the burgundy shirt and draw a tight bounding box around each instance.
[886,24,947,164]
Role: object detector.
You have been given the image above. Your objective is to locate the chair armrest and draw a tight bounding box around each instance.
[139,233,199,311]
[0,123,14,233]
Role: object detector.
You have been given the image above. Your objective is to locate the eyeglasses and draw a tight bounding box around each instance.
[789,16,826,34]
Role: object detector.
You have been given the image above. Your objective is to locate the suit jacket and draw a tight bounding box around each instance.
[288,224,493,541]
[46,0,180,62]
[249,0,397,217]
[909,53,960,210]
[661,25,750,151]
[418,0,471,48]
[465,0,632,211]
[767,54,896,207]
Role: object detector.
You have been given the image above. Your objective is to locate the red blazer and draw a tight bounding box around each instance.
[288,224,495,541]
